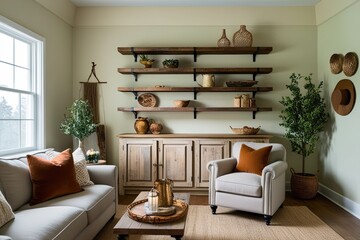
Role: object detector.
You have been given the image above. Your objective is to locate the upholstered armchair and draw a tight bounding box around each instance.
[207,142,287,225]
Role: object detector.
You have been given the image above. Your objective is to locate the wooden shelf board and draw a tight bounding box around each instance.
[117,47,272,55]
[117,107,272,112]
[117,67,273,75]
[117,86,273,92]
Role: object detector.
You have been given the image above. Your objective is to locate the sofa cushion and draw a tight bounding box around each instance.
[236,144,272,175]
[0,159,32,211]
[27,149,82,205]
[0,206,87,240]
[0,191,14,228]
[216,172,262,197]
[46,148,94,187]
[20,184,115,224]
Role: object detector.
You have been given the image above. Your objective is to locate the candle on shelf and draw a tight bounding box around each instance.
[147,188,158,212]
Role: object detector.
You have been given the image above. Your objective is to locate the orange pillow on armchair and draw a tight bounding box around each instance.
[27,148,82,205]
[236,144,273,175]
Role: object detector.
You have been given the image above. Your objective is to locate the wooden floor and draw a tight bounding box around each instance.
[118,192,360,240]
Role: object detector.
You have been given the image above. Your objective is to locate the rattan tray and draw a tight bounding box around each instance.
[127,199,188,224]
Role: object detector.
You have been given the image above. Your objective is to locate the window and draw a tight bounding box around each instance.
[0,16,44,156]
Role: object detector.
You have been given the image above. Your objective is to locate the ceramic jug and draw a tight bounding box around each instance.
[201,74,215,87]
[154,178,174,207]
[134,117,149,134]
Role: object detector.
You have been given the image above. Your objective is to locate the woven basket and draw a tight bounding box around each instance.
[343,52,358,77]
[290,168,318,199]
[230,126,260,135]
[329,53,343,74]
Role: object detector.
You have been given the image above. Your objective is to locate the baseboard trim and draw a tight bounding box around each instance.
[318,183,360,220]
[286,181,360,220]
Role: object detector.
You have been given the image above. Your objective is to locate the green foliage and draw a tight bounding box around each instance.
[162,59,179,67]
[279,73,329,174]
[60,99,97,141]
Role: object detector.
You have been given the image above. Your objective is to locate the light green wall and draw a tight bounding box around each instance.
[0,0,73,150]
[73,25,317,179]
[318,1,360,205]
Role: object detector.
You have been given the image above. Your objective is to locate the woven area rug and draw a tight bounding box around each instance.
[95,205,344,240]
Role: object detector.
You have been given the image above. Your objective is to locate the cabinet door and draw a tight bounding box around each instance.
[159,140,193,187]
[195,140,230,187]
[122,139,157,187]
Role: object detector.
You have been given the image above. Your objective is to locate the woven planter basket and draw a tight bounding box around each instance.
[290,168,318,199]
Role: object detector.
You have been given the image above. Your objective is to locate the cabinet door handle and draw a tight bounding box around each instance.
[153,163,158,167]
[158,164,164,167]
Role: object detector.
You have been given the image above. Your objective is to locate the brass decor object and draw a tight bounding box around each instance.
[233,25,253,47]
[154,178,174,207]
[217,29,231,47]
[329,53,344,74]
[127,198,188,224]
[343,52,358,77]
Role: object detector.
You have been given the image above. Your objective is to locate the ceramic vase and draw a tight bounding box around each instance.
[233,25,253,47]
[217,29,231,47]
[134,117,149,134]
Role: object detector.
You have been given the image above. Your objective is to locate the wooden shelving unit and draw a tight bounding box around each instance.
[117,46,273,119]
[117,47,273,62]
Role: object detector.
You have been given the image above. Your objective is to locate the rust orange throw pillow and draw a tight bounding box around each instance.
[27,149,82,205]
[236,144,273,175]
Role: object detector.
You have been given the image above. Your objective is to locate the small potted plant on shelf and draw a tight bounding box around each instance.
[279,73,329,199]
[139,55,155,68]
[60,99,98,154]
[162,59,179,68]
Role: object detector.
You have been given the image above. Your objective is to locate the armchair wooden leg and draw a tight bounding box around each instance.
[210,205,218,214]
[264,215,272,225]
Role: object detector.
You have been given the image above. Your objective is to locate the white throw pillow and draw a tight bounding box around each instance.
[0,190,15,228]
[46,148,94,187]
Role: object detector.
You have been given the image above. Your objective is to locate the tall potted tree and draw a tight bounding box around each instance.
[60,99,98,154]
[279,73,329,199]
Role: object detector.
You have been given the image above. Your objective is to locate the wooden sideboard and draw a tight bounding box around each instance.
[117,133,272,195]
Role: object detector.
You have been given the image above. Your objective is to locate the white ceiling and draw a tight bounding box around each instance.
[71,0,321,7]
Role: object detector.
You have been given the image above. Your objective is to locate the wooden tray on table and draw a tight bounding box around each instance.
[127,199,188,224]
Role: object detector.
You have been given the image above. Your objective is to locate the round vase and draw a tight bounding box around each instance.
[134,117,149,134]
[217,29,231,47]
[150,122,163,134]
[233,25,253,47]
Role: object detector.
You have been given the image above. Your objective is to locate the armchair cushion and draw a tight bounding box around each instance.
[236,144,272,175]
[216,172,262,197]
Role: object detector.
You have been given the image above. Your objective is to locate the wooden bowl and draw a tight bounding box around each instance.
[173,100,190,107]
[230,126,260,135]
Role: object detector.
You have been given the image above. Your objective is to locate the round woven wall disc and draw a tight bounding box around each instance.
[329,53,343,74]
[331,79,356,116]
[343,52,358,77]
[137,93,158,107]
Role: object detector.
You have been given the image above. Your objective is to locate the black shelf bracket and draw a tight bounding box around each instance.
[131,47,138,62]
[193,68,197,81]
[193,87,198,100]
[252,47,260,62]
[132,91,139,99]
[193,47,197,62]
[193,108,197,119]
[130,108,138,119]
[131,70,138,81]
[252,111,256,119]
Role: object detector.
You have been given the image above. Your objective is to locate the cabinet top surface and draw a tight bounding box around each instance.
[117,133,272,139]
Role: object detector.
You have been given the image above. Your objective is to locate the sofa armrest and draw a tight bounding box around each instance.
[262,161,288,180]
[207,158,237,179]
[0,236,12,240]
[87,165,117,189]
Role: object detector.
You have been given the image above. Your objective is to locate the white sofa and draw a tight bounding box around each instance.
[0,150,118,240]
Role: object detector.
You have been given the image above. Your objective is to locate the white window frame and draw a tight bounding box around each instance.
[0,16,45,156]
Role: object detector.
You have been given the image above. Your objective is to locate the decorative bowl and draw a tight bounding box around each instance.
[229,126,260,135]
[173,100,190,108]
[226,80,258,87]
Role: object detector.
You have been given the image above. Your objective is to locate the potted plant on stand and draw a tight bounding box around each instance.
[279,73,329,199]
[60,99,98,154]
